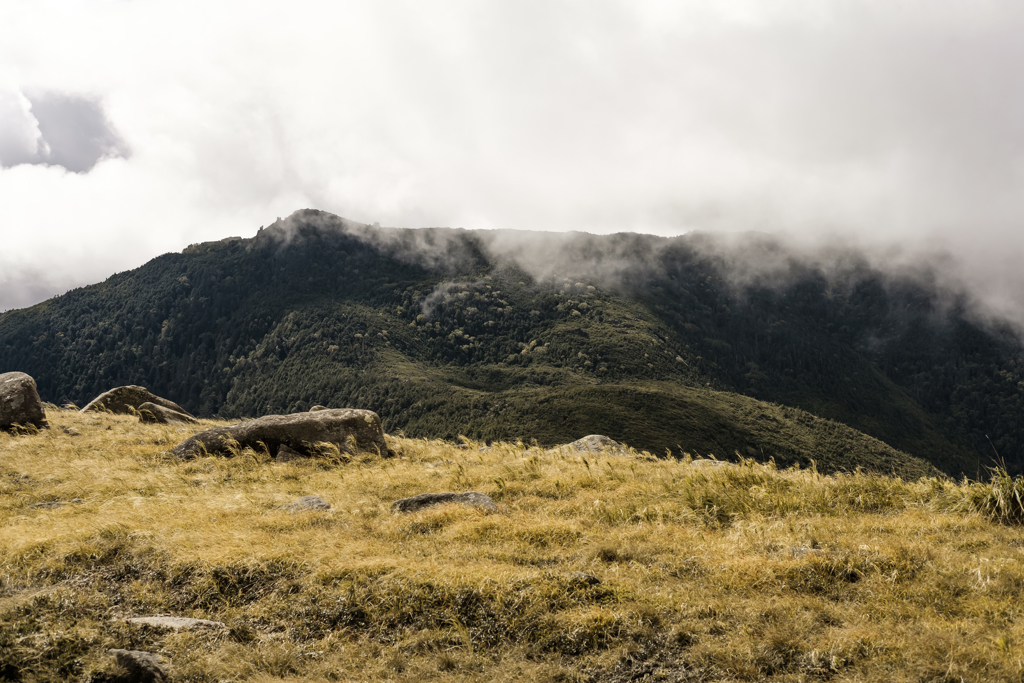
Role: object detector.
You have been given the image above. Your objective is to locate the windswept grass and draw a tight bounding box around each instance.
[2,408,1024,681]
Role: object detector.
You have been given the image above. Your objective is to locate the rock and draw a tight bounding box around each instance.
[137,402,197,425]
[106,649,168,683]
[61,425,81,436]
[391,491,497,513]
[275,444,306,463]
[31,498,83,509]
[126,616,227,631]
[0,371,48,431]
[309,405,328,411]
[690,459,730,468]
[559,434,627,456]
[81,386,194,419]
[281,495,331,512]
[171,408,390,460]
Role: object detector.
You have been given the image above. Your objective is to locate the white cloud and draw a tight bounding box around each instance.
[1,0,1023,319]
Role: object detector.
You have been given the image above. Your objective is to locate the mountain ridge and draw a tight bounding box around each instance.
[3,209,1022,476]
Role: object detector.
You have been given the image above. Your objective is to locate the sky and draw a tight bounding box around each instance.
[2,1,1024,319]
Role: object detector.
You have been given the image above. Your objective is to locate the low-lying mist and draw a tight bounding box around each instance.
[264,209,1023,336]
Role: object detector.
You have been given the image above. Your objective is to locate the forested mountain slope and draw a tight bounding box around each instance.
[2,209,1021,475]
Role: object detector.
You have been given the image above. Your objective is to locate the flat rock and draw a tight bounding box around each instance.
[107,649,168,683]
[0,371,48,431]
[171,408,390,460]
[391,491,497,513]
[82,386,194,418]
[127,616,227,631]
[138,402,197,425]
[31,498,83,509]
[309,405,328,412]
[281,495,331,512]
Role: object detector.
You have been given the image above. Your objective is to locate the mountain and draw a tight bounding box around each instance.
[3,209,1022,476]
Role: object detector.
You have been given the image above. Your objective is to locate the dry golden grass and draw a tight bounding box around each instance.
[3,408,1024,682]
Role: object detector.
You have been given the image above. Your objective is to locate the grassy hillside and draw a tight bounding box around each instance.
[2,410,1023,682]
[3,209,1022,475]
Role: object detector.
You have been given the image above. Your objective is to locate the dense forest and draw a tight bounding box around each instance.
[2,209,1021,476]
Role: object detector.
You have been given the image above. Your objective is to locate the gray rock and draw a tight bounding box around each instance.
[138,402,197,425]
[561,434,627,455]
[107,649,168,683]
[171,408,391,460]
[126,616,227,631]
[31,498,83,509]
[281,495,331,512]
[690,458,730,468]
[309,405,328,411]
[275,444,306,463]
[82,386,194,419]
[391,491,497,513]
[0,372,48,431]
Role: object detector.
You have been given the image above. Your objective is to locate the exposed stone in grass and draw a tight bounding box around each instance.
[30,498,83,509]
[81,386,194,419]
[126,616,228,631]
[170,408,391,460]
[559,434,628,455]
[281,495,331,512]
[0,371,48,432]
[137,402,197,425]
[690,458,732,468]
[105,649,168,683]
[391,491,497,513]
[276,444,307,462]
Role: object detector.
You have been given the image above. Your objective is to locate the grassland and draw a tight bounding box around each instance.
[2,409,1024,682]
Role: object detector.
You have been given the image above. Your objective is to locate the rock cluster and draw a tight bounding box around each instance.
[0,371,48,431]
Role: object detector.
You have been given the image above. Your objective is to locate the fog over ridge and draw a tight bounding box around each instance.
[264,208,1024,335]
[2,1,1024,321]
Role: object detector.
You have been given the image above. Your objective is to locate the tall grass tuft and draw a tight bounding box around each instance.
[959,466,1024,524]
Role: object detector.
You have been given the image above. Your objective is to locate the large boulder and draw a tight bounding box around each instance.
[138,402,197,425]
[0,372,48,431]
[81,385,194,418]
[171,408,390,460]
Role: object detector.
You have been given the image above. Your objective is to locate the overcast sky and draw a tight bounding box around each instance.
[2,1,1024,318]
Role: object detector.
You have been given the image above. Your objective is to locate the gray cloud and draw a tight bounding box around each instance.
[2,1,1024,323]
[0,90,128,172]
